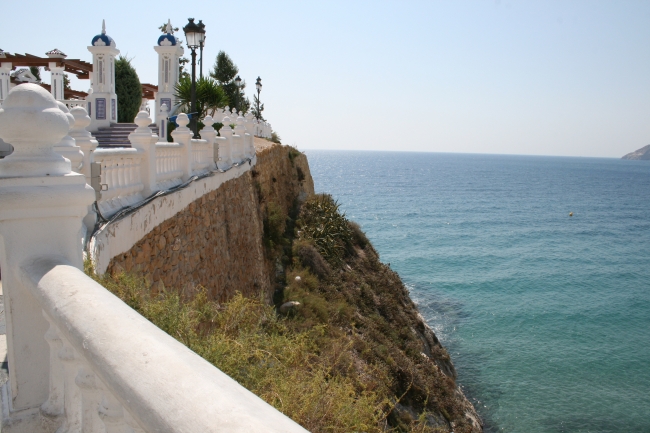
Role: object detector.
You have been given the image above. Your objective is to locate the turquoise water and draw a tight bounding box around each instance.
[305,151,650,433]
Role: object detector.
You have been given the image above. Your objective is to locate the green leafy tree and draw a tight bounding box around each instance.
[174,76,228,119]
[210,51,250,113]
[115,56,142,123]
[29,66,41,82]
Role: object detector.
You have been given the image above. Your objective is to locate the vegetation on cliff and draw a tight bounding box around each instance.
[91,145,480,432]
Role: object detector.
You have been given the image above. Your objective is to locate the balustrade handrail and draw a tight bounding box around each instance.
[93,147,142,159]
[22,258,308,433]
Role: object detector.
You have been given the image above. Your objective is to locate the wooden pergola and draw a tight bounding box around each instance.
[1,53,93,79]
[2,52,160,102]
[141,83,158,100]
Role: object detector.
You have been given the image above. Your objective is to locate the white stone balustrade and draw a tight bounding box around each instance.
[0,82,306,433]
[154,142,184,189]
[93,147,145,218]
[61,99,90,112]
[192,137,214,175]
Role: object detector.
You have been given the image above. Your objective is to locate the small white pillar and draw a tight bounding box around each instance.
[171,113,193,180]
[217,116,233,170]
[87,20,120,131]
[244,112,255,158]
[0,53,14,157]
[68,106,98,181]
[200,115,218,165]
[128,111,159,197]
[154,20,183,124]
[53,102,84,172]
[0,51,11,102]
[0,84,95,417]
[233,113,246,162]
[46,49,67,101]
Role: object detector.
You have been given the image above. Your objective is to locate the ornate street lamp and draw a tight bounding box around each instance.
[254,76,262,121]
[198,20,206,79]
[183,18,205,138]
[234,75,242,112]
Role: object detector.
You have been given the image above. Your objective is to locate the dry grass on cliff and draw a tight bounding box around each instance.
[87,264,391,432]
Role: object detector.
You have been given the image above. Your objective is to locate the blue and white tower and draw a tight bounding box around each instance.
[154,20,184,124]
[87,20,120,131]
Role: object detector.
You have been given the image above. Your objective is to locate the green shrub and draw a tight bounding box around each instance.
[264,201,286,250]
[115,56,142,123]
[296,194,353,265]
[293,239,331,278]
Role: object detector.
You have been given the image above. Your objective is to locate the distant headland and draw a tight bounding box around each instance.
[622,144,650,160]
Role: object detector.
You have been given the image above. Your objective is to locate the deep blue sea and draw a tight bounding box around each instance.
[305,150,650,433]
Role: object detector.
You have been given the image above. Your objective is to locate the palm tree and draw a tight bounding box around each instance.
[174,76,228,119]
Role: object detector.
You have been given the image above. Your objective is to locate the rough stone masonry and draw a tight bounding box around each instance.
[107,139,314,303]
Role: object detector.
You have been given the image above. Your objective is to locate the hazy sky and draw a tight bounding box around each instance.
[2,1,649,157]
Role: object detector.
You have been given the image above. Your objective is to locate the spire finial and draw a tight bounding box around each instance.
[166,19,173,34]
[102,19,106,35]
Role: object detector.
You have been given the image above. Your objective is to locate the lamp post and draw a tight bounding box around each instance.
[198,20,205,79]
[183,18,205,138]
[234,75,242,112]
[254,76,262,121]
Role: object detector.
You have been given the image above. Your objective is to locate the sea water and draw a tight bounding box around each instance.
[305,151,650,433]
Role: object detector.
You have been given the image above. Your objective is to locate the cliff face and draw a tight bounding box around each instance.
[105,139,481,432]
[622,144,650,160]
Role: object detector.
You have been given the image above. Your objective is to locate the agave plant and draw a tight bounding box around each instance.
[173,76,228,119]
[298,194,353,265]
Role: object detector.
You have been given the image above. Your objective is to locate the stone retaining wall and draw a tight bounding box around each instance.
[106,139,314,302]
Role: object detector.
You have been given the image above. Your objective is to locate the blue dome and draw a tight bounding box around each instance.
[157,34,177,46]
[91,33,115,47]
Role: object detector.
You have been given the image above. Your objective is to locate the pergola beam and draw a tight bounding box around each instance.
[1,53,93,79]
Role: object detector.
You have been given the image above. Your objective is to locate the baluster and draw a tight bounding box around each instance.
[109,160,118,200]
[75,367,104,432]
[125,157,133,195]
[100,160,108,199]
[117,159,125,198]
[59,343,83,433]
[41,316,64,419]
[131,157,138,194]
[99,390,134,433]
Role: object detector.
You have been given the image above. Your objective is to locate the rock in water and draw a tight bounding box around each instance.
[622,144,650,160]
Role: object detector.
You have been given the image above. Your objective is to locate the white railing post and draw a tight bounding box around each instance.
[244,112,255,159]
[217,115,233,170]
[129,110,158,197]
[68,106,98,182]
[200,115,218,165]
[233,113,246,163]
[0,84,95,421]
[171,113,193,181]
[54,101,84,172]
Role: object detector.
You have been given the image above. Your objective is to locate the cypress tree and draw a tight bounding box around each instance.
[115,56,142,123]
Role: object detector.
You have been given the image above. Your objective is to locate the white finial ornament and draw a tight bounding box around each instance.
[102,19,106,35]
[0,84,72,177]
[166,19,173,34]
